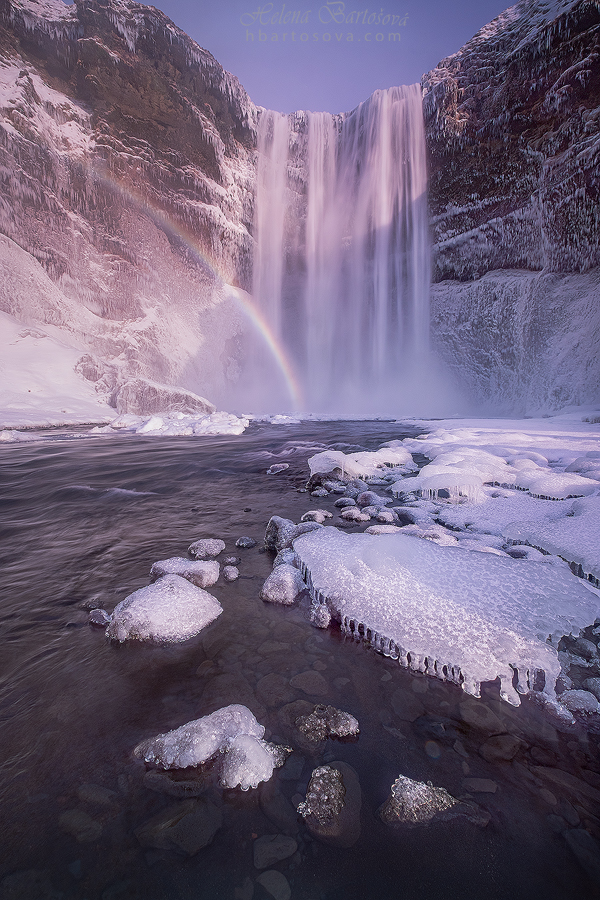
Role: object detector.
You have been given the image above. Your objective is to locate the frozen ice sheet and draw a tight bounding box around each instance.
[294,528,600,705]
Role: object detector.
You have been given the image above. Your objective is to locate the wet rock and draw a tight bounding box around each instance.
[143,769,209,798]
[560,690,600,718]
[309,602,331,629]
[255,870,291,900]
[58,809,102,843]
[200,673,266,722]
[76,783,119,808]
[224,556,241,565]
[223,565,240,582]
[236,536,257,549]
[0,870,63,900]
[323,480,347,493]
[300,509,333,524]
[564,829,600,885]
[570,638,599,661]
[88,608,111,626]
[135,798,222,855]
[458,700,504,734]
[264,516,322,551]
[260,565,306,605]
[259,781,301,835]
[310,488,329,498]
[188,538,225,559]
[256,673,297,708]
[531,767,600,813]
[278,700,315,734]
[478,734,523,763]
[273,548,300,568]
[462,778,498,793]
[390,688,425,722]
[339,506,370,522]
[220,735,290,791]
[150,557,219,588]
[297,762,361,848]
[290,670,329,697]
[555,673,574,695]
[253,834,298,869]
[295,705,359,742]
[583,678,600,700]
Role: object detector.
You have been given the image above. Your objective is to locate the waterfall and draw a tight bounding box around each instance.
[252,84,430,413]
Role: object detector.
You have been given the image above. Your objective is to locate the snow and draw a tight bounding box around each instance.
[150,558,220,588]
[294,528,600,706]
[308,446,415,480]
[93,411,249,437]
[106,574,222,643]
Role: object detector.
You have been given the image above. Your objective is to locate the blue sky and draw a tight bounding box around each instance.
[142,0,512,113]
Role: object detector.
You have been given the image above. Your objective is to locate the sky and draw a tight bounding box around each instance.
[140,0,513,113]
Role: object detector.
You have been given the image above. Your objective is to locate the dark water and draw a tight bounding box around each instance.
[0,422,599,900]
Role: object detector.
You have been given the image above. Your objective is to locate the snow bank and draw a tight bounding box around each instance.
[294,528,600,706]
[106,574,222,643]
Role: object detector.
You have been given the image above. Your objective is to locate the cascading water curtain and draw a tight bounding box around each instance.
[252,85,430,413]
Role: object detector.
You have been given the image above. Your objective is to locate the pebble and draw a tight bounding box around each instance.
[256,673,297,708]
[76,783,119,808]
[539,788,557,806]
[253,834,298,869]
[424,740,441,759]
[255,870,292,900]
[290,670,330,697]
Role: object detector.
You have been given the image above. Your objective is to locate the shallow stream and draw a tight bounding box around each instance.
[1,422,599,900]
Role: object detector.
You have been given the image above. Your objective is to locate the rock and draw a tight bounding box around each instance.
[531,766,600,813]
[555,673,574,694]
[278,700,315,734]
[379,775,456,826]
[273,548,299,568]
[236,536,257,548]
[0,870,63,900]
[150,557,219,587]
[560,690,600,718]
[253,834,298,869]
[458,701,504,734]
[290,670,330,697]
[223,565,240,582]
[114,378,215,416]
[375,509,397,523]
[356,491,386,508]
[88,608,111,626]
[259,781,301,835]
[200,673,265,722]
[58,809,102,843]
[143,770,209,798]
[584,678,600,701]
[255,870,292,900]
[297,762,361,848]
[310,602,331,629]
[365,524,402,535]
[76,783,119,808]
[300,509,333,524]
[570,638,599,661]
[334,497,356,508]
[220,734,288,791]
[310,488,329,498]
[135,798,222,855]
[188,538,226,559]
[264,516,322,551]
[260,565,306,605]
[295,705,359,742]
[478,734,523,763]
[224,556,241,565]
[390,689,425,723]
[256,673,297,708]
[106,575,222,643]
[462,778,498,793]
[564,829,600,885]
[339,506,371,522]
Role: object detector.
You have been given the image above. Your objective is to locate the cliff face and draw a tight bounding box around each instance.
[0,0,257,408]
[423,0,600,412]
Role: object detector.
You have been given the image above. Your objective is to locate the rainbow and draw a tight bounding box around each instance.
[83,161,304,410]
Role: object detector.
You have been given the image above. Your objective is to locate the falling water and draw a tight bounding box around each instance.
[252,84,430,413]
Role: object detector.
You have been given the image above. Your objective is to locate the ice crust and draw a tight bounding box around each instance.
[134,705,285,790]
[308,446,415,480]
[106,574,222,643]
[293,528,600,705]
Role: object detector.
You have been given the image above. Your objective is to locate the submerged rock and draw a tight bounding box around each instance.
[106,575,222,643]
[297,762,361,847]
[253,834,298,869]
[236,536,257,548]
[135,798,222,855]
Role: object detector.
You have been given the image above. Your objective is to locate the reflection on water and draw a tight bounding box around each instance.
[0,422,599,900]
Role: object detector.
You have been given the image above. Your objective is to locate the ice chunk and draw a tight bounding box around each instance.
[134,704,265,769]
[106,575,222,643]
[188,538,226,559]
[260,564,306,605]
[294,528,600,705]
[219,734,283,791]
[150,557,219,588]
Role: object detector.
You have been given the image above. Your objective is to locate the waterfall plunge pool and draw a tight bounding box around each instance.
[0,421,599,900]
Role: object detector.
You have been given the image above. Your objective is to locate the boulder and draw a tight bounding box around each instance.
[114,378,215,416]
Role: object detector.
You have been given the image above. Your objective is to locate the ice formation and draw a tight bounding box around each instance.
[134,705,286,790]
[308,446,415,480]
[293,528,600,705]
[92,411,249,437]
[106,574,222,643]
[150,558,220,588]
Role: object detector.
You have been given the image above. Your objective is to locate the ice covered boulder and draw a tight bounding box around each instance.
[150,557,219,588]
[379,775,489,828]
[264,516,322,551]
[106,575,222,643]
[260,565,307,605]
[134,704,265,769]
[294,528,600,705]
[188,538,225,559]
[297,762,361,847]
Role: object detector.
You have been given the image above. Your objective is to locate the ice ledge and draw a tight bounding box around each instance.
[293,527,600,706]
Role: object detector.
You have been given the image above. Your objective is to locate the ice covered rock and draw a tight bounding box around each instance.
[295,705,359,742]
[223,565,239,582]
[188,538,226,560]
[260,565,306,605]
[264,516,322,551]
[379,774,490,828]
[365,525,402,535]
[134,704,265,769]
[236,536,257,548]
[106,575,222,643]
[308,446,414,480]
[301,509,333,524]
[560,690,600,718]
[356,490,387,508]
[220,734,288,791]
[297,762,361,847]
[150,557,219,588]
[294,528,600,705]
[335,497,356,508]
[267,463,290,474]
[273,548,299,568]
[339,507,370,522]
[88,608,111,626]
[583,678,600,701]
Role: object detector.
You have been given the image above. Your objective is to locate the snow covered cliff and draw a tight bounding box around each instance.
[0,0,257,416]
[423,0,600,411]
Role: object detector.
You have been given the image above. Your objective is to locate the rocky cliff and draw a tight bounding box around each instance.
[0,0,257,413]
[423,0,600,412]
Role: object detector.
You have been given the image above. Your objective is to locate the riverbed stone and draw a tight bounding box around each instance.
[462,778,498,793]
[458,700,505,734]
[256,673,297,708]
[255,870,291,900]
[76,783,119,808]
[259,781,301,835]
[290,670,330,697]
[253,834,298,869]
[58,809,102,843]
[478,733,523,763]
[135,799,222,855]
[295,705,359,742]
[200,672,265,721]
